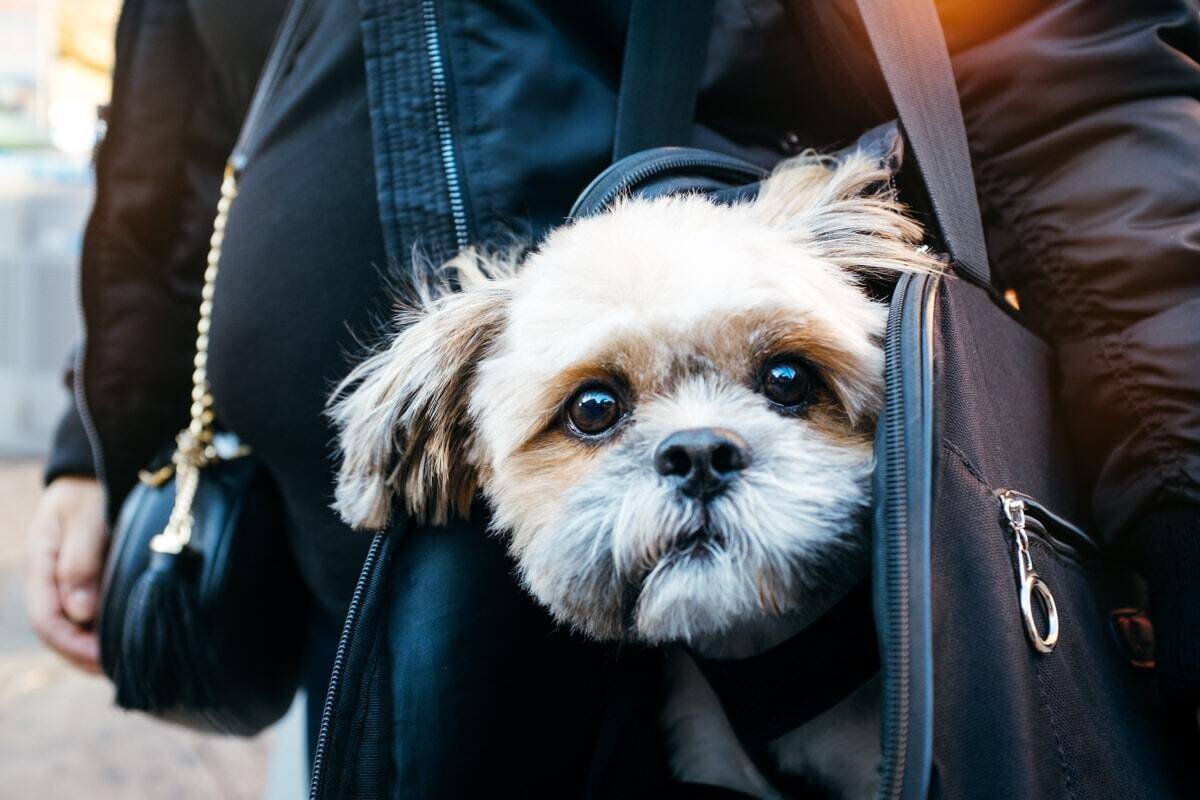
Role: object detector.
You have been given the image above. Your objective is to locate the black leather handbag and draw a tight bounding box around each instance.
[97,0,315,735]
[309,0,1199,796]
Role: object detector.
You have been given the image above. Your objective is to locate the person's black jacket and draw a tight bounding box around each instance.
[48,0,1200,789]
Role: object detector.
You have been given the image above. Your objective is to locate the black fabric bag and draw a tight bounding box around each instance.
[854,2,1197,795]
[878,271,1195,799]
[310,0,1199,796]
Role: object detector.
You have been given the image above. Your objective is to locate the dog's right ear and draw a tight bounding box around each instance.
[750,122,941,281]
[329,250,516,529]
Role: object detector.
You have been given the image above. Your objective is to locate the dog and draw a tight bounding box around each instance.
[329,147,940,798]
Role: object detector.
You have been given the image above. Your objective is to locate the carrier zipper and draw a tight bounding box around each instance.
[877,275,912,800]
[593,154,761,209]
[571,149,765,218]
[875,272,938,800]
[420,0,469,252]
[997,490,1098,561]
[308,531,385,799]
[999,491,1061,654]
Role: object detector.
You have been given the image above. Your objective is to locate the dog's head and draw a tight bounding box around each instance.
[331,150,939,644]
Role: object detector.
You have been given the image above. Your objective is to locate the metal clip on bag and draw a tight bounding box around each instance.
[97,0,315,735]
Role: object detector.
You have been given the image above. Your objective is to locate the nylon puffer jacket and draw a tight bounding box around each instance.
[48,0,1200,790]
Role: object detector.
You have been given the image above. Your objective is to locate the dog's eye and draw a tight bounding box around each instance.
[760,358,819,409]
[566,386,622,436]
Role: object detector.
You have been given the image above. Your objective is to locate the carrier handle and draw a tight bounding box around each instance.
[612,0,716,162]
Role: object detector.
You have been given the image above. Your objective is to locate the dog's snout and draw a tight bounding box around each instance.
[654,427,751,499]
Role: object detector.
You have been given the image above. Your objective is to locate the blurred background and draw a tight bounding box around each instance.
[0,1,299,796]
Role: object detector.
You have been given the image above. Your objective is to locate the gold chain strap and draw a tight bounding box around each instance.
[145,164,245,555]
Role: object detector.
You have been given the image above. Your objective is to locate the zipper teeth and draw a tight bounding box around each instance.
[73,264,107,489]
[308,531,385,799]
[879,275,912,800]
[421,0,468,252]
[997,490,1094,546]
[72,3,128,493]
[75,129,111,489]
[595,156,762,210]
[997,490,1097,564]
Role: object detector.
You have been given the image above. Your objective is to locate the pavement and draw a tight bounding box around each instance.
[0,459,278,798]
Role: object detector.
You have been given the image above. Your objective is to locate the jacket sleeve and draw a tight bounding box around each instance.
[44,357,97,485]
[67,0,239,507]
[944,0,1200,704]
[946,0,1200,539]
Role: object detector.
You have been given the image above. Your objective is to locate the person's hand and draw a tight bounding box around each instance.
[24,476,106,673]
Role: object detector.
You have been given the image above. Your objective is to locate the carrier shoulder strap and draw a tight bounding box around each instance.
[614,0,991,287]
[854,0,991,286]
[612,0,716,161]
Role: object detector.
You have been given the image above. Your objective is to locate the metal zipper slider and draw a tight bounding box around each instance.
[1001,492,1059,654]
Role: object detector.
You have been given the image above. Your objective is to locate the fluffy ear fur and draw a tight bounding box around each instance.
[751,149,943,278]
[329,249,518,529]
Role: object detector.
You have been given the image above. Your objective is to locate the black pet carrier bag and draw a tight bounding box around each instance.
[310,1,1198,797]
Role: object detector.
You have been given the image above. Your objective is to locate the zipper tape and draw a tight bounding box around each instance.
[570,148,766,219]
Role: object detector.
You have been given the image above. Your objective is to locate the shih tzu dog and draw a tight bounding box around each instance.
[330,147,939,799]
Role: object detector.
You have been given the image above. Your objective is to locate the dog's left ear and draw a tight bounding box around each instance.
[751,123,942,279]
[329,250,516,529]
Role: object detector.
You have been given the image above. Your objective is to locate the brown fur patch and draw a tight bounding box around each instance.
[515,305,880,458]
[500,437,608,556]
[329,275,512,528]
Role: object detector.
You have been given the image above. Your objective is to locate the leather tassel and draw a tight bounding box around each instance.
[115,550,213,712]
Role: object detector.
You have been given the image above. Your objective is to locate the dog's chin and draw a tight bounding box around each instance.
[629,543,796,646]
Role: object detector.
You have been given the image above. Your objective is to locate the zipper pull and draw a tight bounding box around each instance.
[1001,492,1059,654]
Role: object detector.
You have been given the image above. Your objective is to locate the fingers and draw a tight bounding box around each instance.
[26,569,101,672]
[55,485,107,626]
[24,478,104,674]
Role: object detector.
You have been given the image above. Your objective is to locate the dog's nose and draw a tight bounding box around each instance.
[654,427,751,499]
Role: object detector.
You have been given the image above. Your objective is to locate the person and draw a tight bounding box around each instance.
[24,0,1200,794]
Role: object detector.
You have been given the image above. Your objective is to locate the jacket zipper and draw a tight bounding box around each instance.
[308,531,386,799]
[74,7,138,494]
[72,0,144,496]
[310,5,455,790]
[73,263,108,490]
[420,0,469,252]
